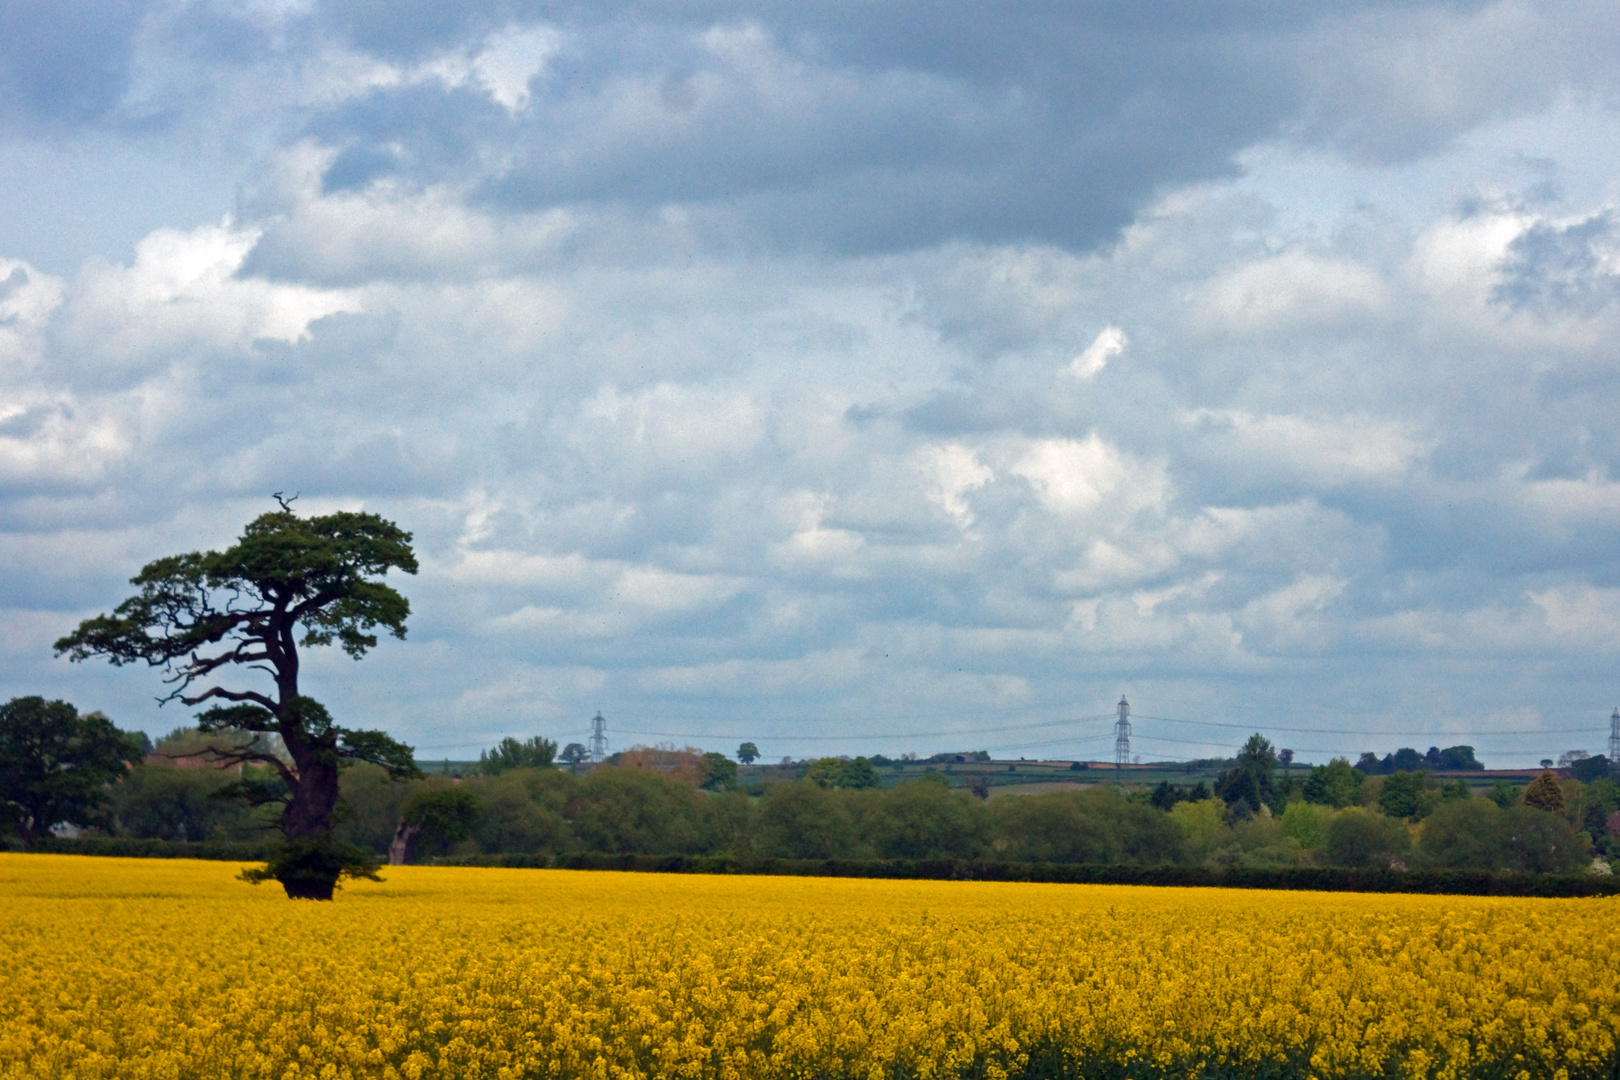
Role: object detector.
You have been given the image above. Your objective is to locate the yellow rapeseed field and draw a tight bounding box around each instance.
[1,855,1616,1080]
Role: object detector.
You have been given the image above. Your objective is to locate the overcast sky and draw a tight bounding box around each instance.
[4,1,1620,767]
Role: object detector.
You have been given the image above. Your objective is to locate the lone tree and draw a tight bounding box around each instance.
[0,696,143,845]
[54,498,421,899]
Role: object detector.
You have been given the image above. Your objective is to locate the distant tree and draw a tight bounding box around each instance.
[805,756,880,790]
[1324,807,1409,868]
[114,756,271,843]
[54,501,421,899]
[1279,801,1330,850]
[1486,779,1521,809]
[868,778,989,860]
[996,787,1184,865]
[1377,771,1436,820]
[1557,749,1591,768]
[1302,758,1365,808]
[0,697,143,845]
[1215,734,1277,819]
[1438,778,1472,802]
[1149,781,1183,811]
[1389,747,1425,772]
[559,743,588,770]
[754,781,857,859]
[1419,799,1506,870]
[700,752,738,791]
[736,742,760,765]
[964,775,991,799]
[569,769,704,855]
[1582,789,1614,852]
[1354,752,1383,775]
[1277,748,1294,770]
[1569,755,1612,784]
[1436,745,1484,771]
[1424,747,1443,769]
[1540,758,1555,769]
[467,768,573,855]
[1499,804,1586,873]
[1523,770,1565,813]
[479,736,558,776]
[388,787,481,865]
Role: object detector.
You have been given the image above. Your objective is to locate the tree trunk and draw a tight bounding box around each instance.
[281,876,336,901]
[282,757,341,840]
[389,821,421,866]
[275,741,346,900]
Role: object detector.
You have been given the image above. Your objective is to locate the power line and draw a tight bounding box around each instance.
[1133,714,1606,738]
[413,705,1608,756]
[616,713,1117,743]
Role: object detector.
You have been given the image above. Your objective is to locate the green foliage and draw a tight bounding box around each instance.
[1569,755,1612,783]
[863,780,989,860]
[0,696,143,845]
[736,742,760,765]
[1438,779,1472,802]
[1324,807,1410,867]
[1302,757,1365,808]
[1523,770,1565,813]
[805,756,880,790]
[1416,798,1587,874]
[1377,770,1436,820]
[559,743,588,769]
[1356,745,1483,775]
[755,781,858,859]
[569,768,704,855]
[700,752,738,791]
[994,787,1185,865]
[332,763,418,853]
[55,507,417,676]
[1169,798,1225,861]
[1148,780,1211,810]
[1498,804,1587,873]
[401,787,481,843]
[479,736,558,775]
[468,769,573,855]
[1435,745,1484,770]
[1280,801,1331,850]
[1419,799,1507,870]
[698,789,753,855]
[112,761,273,843]
[1487,779,1521,809]
[238,837,383,900]
[1209,813,1308,868]
[1214,734,1277,819]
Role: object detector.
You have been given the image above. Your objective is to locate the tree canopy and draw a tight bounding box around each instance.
[0,697,142,845]
[54,501,421,898]
[479,736,558,775]
[1214,734,1277,819]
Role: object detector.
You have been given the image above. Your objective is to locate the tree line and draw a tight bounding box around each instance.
[11,713,1613,876]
